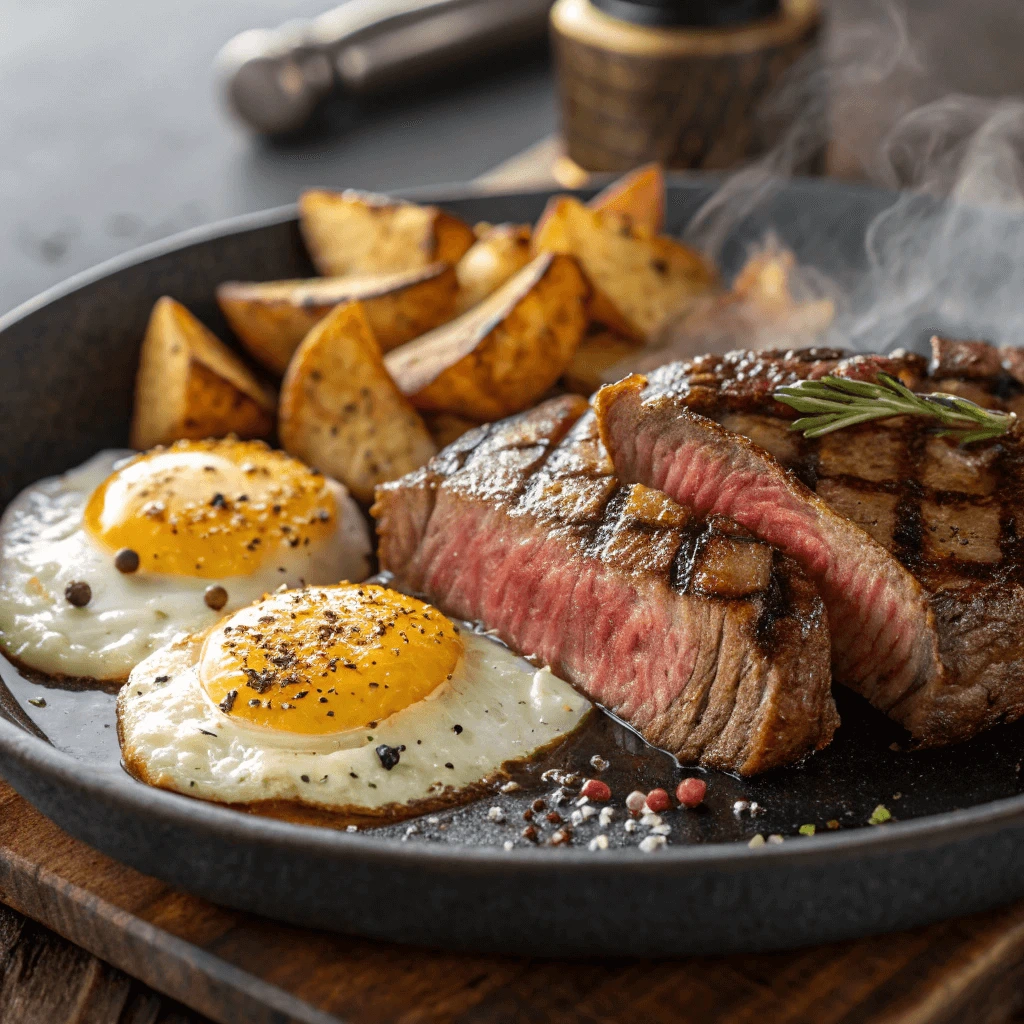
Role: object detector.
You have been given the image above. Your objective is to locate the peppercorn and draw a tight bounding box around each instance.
[114,548,140,574]
[204,585,228,611]
[64,581,92,607]
[676,778,707,809]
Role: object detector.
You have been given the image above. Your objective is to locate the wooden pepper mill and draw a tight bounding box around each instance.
[550,0,823,172]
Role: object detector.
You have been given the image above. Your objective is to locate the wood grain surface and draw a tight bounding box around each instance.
[2,778,1024,1024]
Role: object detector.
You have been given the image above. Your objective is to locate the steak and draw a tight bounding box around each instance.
[374,395,837,775]
[594,339,1024,746]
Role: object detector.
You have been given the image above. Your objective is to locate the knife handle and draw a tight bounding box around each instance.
[218,0,553,136]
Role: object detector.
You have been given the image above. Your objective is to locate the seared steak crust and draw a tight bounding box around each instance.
[595,339,1024,746]
[375,396,836,775]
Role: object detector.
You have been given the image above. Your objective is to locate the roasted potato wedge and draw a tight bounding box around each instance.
[454,223,533,312]
[299,190,475,277]
[423,411,487,448]
[130,297,276,450]
[278,302,436,503]
[384,253,588,421]
[562,328,641,396]
[589,163,666,234]
[217,264,458,374]
[532,196,717,341]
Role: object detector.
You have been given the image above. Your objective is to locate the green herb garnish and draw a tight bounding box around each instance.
[774,372,1015,444]
[868,804,892,826]
[798,823,816,836]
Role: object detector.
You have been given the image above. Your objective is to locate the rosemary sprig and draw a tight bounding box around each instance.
[773,372,1016,444]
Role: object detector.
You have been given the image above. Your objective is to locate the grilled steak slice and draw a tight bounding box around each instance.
[594,341,1024,746]
[375,395,836,775]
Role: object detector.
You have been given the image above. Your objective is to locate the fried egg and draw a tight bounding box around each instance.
[117,584,591,817]
[0,440,370,683]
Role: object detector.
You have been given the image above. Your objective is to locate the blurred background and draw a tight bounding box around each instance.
[3,0,1024,317]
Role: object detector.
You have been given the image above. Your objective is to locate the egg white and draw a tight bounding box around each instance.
[117,628,591,815]
[0,451,371,682]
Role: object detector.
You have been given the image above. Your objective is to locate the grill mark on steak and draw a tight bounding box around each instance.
[595,339,1024,746]
[374,397,837,775]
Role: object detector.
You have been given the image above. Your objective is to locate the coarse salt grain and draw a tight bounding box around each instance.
[767,834,785,844]
[346,825,358,833]
[503,840,514,851]
[575,795,590,807]
[748,834,766,848]
[640,812,663,827]
[650,824,671,836]
[639,835,667,853]
[427,816,440,825]
[599,806,615,827]
[581,805,598,821]
[487,806,505,823]
[625,790,647,813]
[588,834,610,851]
[500,781,520,793]
[570,809,584,826]
[733,800,750,816]
[589,754,609,772]
[623,818,637,833]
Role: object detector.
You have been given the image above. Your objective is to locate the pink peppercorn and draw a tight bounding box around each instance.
[625,790,647,813]
[644,788,671,813]
[579,778,611,802]
[676,777,707,808]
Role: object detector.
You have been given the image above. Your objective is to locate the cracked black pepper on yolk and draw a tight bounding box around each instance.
[198,584,463,734]
[83,438,336,578]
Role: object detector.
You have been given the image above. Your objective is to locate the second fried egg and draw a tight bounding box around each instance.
[117,584,591,817]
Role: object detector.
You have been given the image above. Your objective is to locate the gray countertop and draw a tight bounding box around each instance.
[0,0,555,318]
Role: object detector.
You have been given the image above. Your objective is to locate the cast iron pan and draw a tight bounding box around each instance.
[1,179,1022,957]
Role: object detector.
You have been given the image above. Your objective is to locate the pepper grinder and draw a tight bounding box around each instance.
[550,0,823,172]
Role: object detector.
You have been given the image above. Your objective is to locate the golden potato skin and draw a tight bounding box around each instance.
[217,264,458,374]
[562,328,641,396]
[384,252,589,422]
[130,297,276,450]
[277,301,436,504]
[299,190,474,277]
[454,223,533,313]
[532,196,717,341]
[589,163,666,234]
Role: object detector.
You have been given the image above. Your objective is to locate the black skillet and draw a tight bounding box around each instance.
[0,178,1022,956]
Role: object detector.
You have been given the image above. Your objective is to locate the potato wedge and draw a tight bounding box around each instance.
[130,297,276,450]
[299,190,475,277]
[532,196,717,341]
[589,163,666,234]
[217,264,458,374]
[278,302,436,503]
[454,223,532,313]
[562,328,641,396]
[422,411,486,449]
[384,253,588,421]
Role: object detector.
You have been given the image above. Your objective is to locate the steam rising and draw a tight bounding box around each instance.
[682,1,1024,357]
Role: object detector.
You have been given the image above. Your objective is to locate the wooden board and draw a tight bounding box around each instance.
[3,780,1024,1024]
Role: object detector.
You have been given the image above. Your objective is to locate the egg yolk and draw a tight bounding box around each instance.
[83,439,336,578]
[199,584,464,735]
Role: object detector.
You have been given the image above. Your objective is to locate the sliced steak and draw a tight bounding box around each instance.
[594,340,1024,746]
[375,396,837,775]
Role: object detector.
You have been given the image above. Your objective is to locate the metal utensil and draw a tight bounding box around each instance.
[216,0,554,136]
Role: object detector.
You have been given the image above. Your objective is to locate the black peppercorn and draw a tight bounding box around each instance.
[114,548,140,574]
[375,744,404,770]
[204,585,228,611]
[64,581,92,607]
